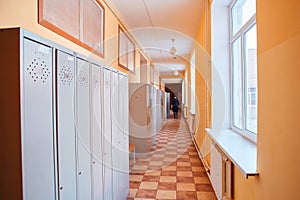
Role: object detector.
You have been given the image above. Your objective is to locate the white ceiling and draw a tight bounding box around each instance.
[105,0,205,75]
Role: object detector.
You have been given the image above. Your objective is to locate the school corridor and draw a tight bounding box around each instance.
[127,115,217,200]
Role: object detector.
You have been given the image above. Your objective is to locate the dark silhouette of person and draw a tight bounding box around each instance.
[171,96,180,119]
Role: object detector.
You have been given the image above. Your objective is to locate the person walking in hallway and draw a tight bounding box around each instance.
[171,96,180,119]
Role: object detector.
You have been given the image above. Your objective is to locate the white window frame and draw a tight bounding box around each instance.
[190,50,196,114]
[230,0,257,143]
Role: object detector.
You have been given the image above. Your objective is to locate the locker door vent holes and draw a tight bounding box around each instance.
[26,52,51,83]
[93,75,100,89]
[59,65,74,85]
[78,71,89,88]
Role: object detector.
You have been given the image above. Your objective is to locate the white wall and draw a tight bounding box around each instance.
[211,0,231,131]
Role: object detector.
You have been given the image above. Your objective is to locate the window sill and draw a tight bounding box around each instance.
[206,128,258,178]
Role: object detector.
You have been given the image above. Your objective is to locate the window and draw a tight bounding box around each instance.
[230,0,257,140]
[190,50,196,114]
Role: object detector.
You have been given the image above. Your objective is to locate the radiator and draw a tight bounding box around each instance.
[210,144,232,200]
[183,105,188,119]
[189,113,196,135]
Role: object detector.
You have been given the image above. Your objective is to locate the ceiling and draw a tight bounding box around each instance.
[105,0,205,75]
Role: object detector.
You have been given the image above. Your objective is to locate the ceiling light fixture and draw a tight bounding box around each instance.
[169,39,177,55]
[173,66,179,76]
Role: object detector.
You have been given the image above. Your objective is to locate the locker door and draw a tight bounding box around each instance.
[76,58,91,200]
[91,64,103,200]
[111,71,120,200]
[103,68,112,200]
[22,38,55,200]
[56,50,77,200]
[119,75,129,200]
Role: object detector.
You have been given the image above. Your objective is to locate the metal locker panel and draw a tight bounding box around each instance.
[111,71,119,152]
[76,58,92,200]
[56,50,77,200]
[103,68,112,200]
[91,64,104,200]
[119,75,129,200]
[111,71,121,200]
[22,38,55,200]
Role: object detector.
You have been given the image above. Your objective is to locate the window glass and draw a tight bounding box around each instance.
[232,37,243,129]
[245,25,257,133]
[190,51,196,113]
[231,0,256,35]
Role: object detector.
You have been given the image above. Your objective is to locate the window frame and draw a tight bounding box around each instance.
[230,0,257,143]
[118,26,136,73]
[39,0,105,57]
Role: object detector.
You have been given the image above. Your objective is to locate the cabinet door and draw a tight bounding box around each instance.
[119,75,129,200]
[91,64,103,200]
[103,68,112,200]
[56,50,77,200]
[22,38,55,200]
[76,58,91,200]
[111,71,120,200]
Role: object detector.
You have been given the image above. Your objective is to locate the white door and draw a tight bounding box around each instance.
[56,50,77,200]
[22,38,56,200]
[103,68,112,200]
[76,58,91,200]
[91,64,104,200]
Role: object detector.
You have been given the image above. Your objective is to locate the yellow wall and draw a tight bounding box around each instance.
[0,0,141,79]
[192,0,212,164]
[234,167,255,200]
[255,0,300,199]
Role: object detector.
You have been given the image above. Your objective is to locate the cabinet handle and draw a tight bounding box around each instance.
[93,161,96,164]
[79,172,82,175]
[60,186,63,190]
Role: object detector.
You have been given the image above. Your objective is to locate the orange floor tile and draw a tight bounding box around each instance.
[127,115,217,200]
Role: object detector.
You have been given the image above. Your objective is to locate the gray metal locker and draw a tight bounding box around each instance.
[112,70,121,200]
[22,38,56,200]
[118,74,129,200]
[103,68,113,200]
[91,64,104,200]
[0,28,57,200]
[56,50,77,200]
[0,28,130,200]
[76,58,92,200]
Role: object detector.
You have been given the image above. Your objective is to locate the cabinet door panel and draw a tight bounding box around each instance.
[103,68,112,200]
[119,75,129,199]
[22,38,55,200]
[57,50,77,200]
[76,58,91,200]
[91,64,103,200]
[111,71,120,200]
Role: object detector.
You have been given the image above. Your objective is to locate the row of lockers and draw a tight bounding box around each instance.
[0,28,129,200]
[128,84,165,155]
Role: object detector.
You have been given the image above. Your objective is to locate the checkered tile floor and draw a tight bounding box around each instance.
[127,116,217,200]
